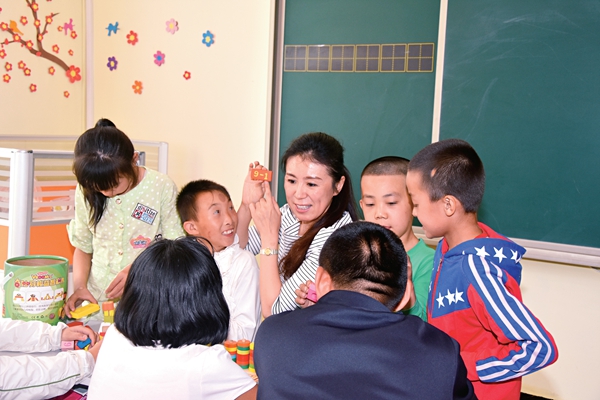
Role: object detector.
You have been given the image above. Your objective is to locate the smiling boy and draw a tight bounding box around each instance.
[177,180,261,341]
[360,156,434,321]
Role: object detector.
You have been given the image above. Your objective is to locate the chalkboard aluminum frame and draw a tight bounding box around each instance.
[268,0,600,268]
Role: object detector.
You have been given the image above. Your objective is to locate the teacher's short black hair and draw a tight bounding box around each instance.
[115,236,230,348]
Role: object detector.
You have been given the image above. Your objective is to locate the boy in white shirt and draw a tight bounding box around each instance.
[177,180,261,341]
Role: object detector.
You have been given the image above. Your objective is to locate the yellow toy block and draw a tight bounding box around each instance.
[70,303,100,319]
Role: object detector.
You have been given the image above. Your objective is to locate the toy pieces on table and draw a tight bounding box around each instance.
[60,340,75,351]
[76,337,92,350]
[70,303,100,319]
[102,301,115,323]
[306,282,317,303]
[224,340,238,362]
[249,342,255,373]
[250,168,272,182]
[236,339,251,369]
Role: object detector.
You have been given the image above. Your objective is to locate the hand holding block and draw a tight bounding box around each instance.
[70,303,100,319]
[250,169,272,182]
[307,282,317,303]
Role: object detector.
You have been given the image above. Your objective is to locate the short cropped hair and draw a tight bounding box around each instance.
[176,180,231,224]
[361,156,410,178]
[115,237,230,348]
[319,221,408,310]
[408,139,485,213]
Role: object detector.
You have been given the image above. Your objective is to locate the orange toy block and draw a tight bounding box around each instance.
[250,169,272,182]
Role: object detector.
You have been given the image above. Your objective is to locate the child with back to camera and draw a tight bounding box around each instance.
[87,237,257,399]
[177,179,261,341]
[405,138,558,399]
[64,119,184,317]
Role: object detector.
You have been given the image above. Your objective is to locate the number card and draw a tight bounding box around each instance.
[250,169,272,182]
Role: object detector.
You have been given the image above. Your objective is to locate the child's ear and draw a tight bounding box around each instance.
[359,198,365,212]
[132,151,139,166]
[315,266,333,298]
[394,276,413,312]
[443,195,458,217]
[183,220,200,236]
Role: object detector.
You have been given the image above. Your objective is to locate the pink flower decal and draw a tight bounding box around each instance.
[165,18,179,34]
[154,51,165,66]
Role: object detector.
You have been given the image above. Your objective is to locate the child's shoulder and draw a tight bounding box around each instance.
[408,238,434,264]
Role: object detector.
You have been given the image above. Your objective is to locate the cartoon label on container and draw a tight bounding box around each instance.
[3,256,68,326]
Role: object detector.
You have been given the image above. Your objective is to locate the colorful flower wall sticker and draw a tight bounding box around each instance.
[107,56,117,71]
[4,62,11,71]
[29,83,36,92]
[3,74,10,83]
[48,66,54,75]
[165,18,178,34]
[153,51,165,66]
[202,30,215,47]
[66,65,81,83]
[52,44,59,53]
[127,30,138,45]
[183,71,191,80]
[0,49,6,59]
[64,91,69,98]
[132,80,143,94]
[106,22,119,36]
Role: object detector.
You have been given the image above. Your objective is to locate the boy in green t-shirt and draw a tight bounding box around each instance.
[296,156,434,321]
[359,156,434,321]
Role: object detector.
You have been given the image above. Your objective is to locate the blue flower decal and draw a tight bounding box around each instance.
[107,56,118,71]
[202,30,215,47]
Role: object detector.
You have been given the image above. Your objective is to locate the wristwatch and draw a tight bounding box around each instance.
[259,248,278,256]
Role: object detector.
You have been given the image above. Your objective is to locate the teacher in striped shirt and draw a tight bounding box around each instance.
[238,132,358,317]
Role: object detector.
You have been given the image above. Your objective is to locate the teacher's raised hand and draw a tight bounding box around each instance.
[249,183,281,248]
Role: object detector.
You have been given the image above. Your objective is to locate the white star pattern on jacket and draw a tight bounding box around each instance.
[493,247,507,263]
[475,246,490,257]
[436,288,465,308]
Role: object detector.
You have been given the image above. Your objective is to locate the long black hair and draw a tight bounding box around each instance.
[73,124,137,229]
[115,237,230,348]
[280,132,358,279]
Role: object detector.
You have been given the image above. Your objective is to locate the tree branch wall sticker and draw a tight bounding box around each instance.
[0,0,81,94]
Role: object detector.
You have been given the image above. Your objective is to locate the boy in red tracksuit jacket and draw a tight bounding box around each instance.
[406,139,558,400]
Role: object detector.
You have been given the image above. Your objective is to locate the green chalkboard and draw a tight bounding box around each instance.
[441,0,600,248]
[278,0,440,210]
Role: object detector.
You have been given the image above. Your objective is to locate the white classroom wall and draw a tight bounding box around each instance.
[1,1,599,399]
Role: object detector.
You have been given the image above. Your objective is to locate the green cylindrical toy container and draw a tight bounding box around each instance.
[2,255,68,326]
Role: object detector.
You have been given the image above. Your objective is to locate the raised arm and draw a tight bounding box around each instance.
[248,184,281,317]
[237,162,267,248]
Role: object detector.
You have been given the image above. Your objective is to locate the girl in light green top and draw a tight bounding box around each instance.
[64,120,184,318]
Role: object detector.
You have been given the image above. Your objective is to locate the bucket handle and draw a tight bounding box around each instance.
[2,271,14,288]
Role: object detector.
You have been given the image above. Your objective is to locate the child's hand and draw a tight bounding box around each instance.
[105,264,131,299]
[87,337,104,362]
[64,288,97,318]
[62,325,97,346]
[249,183,281,246]
[295,280,315,308]
[242,161,267,206]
